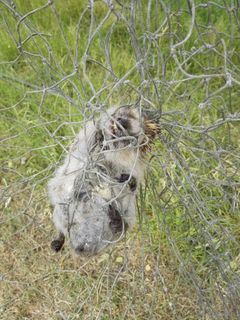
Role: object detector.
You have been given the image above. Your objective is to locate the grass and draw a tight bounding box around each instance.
[0,0,240,319]
[1,188,200,320]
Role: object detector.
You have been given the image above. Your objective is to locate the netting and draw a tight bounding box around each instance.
[0,0,240,319]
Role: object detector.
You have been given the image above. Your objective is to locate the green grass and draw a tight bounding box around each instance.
[0,1,240,319]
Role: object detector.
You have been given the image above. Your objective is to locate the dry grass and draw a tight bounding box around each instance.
[1,185,199,320]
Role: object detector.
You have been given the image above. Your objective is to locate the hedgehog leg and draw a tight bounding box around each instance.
[118,174,137,192]
[51,232,65,252]
[108,204,123,234]
[108,204,127,234]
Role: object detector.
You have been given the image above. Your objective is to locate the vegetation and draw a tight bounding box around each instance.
[0,0,239,319]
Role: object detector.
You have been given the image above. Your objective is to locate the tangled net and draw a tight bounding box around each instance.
[0,1,239,319]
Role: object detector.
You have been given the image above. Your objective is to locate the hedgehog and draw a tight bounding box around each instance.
[48,105,160,256]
